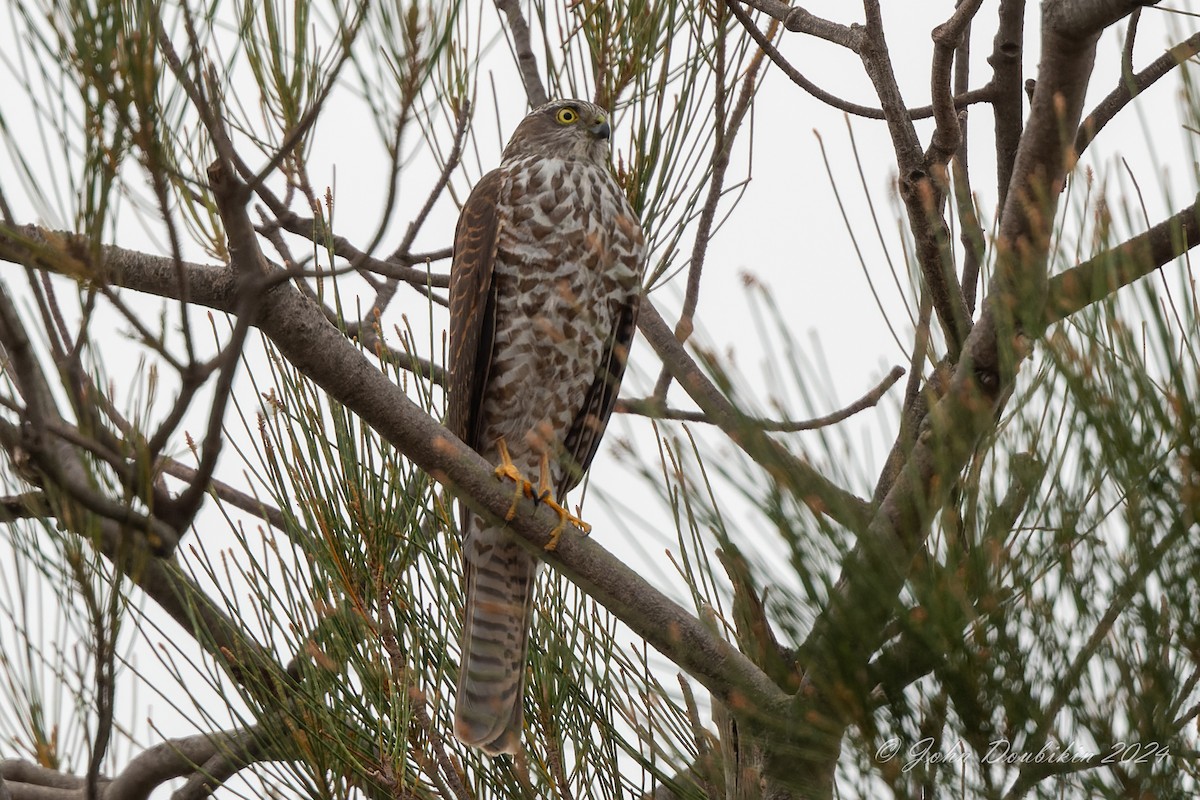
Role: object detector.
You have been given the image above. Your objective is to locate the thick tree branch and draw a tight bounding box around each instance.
[0,223,788,723]
[1045,193,1200,326]
[0,225,444,383]
[796,0,1157,751]
[1,728,260,800]
[0,491,50,521]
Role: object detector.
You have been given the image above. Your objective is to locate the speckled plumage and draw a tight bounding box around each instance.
[448,100,644,755]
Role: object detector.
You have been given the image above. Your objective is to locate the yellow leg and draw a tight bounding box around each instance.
[535,452,591,551]
[494,438,535,521]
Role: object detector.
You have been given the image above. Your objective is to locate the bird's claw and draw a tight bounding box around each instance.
[491,439,591,547]
[494,439,535,521]
[540,499,590,551]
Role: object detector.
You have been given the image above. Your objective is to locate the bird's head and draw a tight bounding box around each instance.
[501,99,612,164]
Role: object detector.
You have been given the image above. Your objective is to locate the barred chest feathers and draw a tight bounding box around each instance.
[480,155,643,473]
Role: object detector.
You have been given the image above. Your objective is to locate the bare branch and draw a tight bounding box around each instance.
[858,0,972,357]
[990,0,1027,210]
[928,0,985,165]
[1076,31,1200,155]
[1121,7,1140,84]
[0,223,787,722]
[621,365,904,432]
[157,457,289,533]
[495,0,548,107]
[0,491,50,521]
[638,302,872,531]
[0,284,181,553]
[0,226,447,390]
[1044,0,1160,39]
[1,728,261,800]
[263,210,452,288]
[1044,193,1200,327]
[728,2,994,121]
[738,0,862,50]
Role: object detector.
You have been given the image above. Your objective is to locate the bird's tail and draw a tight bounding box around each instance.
[454,525,538,755]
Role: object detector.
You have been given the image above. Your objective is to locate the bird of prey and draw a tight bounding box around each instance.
[447,99,645,755]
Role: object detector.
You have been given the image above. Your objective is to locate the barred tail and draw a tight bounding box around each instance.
[454,526,537,755]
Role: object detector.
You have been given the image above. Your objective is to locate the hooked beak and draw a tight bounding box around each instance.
[590,117,611,141]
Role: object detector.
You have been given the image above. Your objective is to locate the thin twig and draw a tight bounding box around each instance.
[638,301,872,530]
[259,210,451,288]
[653,8,775,399]
[1076,31,1200,155]
[622,365,904,431]
[359,102,472,329]
[728,1,994,121]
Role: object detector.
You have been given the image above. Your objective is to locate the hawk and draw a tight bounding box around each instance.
[447,99,645,755]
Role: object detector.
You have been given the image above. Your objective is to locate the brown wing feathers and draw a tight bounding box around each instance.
[448,169,504,454]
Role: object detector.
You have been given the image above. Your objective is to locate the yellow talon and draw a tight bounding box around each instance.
[494,438,535,521]
[492,444,592,548]
[541,500,590,550]
[545,515,565,551]
[536,452,590,549]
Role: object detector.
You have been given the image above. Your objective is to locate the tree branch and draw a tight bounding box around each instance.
[1075,31,1200,155]
[0,222,788,725]
[796,0,1156,747]
[928,0,984,165]
[990,0,1026,211]
[738,0,862,50]
[0,225,445,383]
[728,1,994,121]
[495,0,548,107]
[859,0,972,358]
[1,728,260,800]
[620,365,904,432]
[1045,193,1200,326]
[638,301,873,531]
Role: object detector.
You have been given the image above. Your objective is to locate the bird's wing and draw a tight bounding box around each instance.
[558,218,645,496]
[448,168,505,456]
[557,296,640,496]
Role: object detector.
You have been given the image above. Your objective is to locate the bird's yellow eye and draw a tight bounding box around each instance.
[555,107,579,125]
